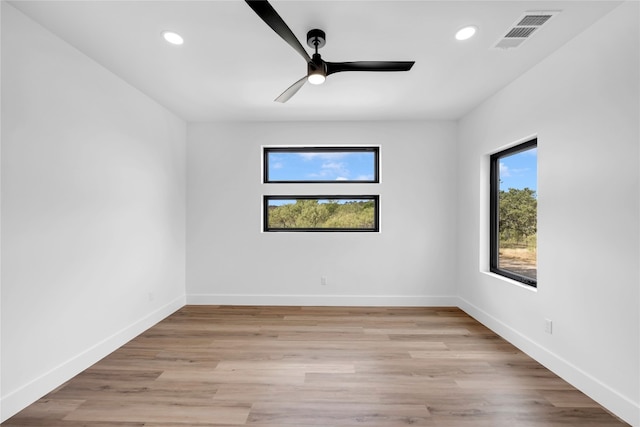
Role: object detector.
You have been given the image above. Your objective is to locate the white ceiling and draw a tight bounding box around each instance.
[10,0,621,122]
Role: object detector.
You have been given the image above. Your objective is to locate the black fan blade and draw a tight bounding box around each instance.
[275,76,307,103]
[326,61,415,76]
[245,0,311,64]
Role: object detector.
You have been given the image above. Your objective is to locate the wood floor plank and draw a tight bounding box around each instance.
[247,402,432,426]
[539,389,603,408]
[364,328,471,335]
[212,383,386,404]
[1,399,86,421]
[62,401,251,425]
[1,306,628,426]
[157,368,307,385]
[214,360,356,374]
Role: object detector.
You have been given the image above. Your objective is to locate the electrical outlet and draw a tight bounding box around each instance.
[320,276,327,286]
[544,319,553,334]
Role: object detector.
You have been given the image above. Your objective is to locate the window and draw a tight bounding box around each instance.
[264,146,379,183]
[264,196,379,232]
[490,139,537,286]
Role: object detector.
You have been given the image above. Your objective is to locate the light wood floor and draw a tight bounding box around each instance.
[2,306,628,426]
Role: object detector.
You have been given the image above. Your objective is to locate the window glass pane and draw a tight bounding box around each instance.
[264,147,378,183]
[264,196,379,232]
[491,140,537,286]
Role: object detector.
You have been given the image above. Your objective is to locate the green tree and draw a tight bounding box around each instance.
[499,188,537,244]
[268,199,375,229]
[296,199,329,227]
[268,203,297,228]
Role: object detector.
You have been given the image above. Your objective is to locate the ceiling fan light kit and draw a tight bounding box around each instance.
[245,0,415,102]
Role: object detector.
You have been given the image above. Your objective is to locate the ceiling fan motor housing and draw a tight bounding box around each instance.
[307,29,326,49]
[308,55,326,72]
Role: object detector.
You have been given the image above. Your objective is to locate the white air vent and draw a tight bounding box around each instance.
[494,11,560,50]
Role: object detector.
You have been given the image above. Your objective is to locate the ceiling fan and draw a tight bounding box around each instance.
[245,0,415,103]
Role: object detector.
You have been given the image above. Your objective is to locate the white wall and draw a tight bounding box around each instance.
[1,3,187,421]
[457,2,639,425]
[187,121,457,306]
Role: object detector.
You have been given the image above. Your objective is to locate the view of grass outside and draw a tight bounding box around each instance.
[265,198,378,231]
[498,146,537,280]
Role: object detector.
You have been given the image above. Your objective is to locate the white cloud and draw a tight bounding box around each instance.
[271,162,284,169]
[322,162,345,170]
[298,152,348,161]
[318,161,350,179]
[499,162,510,177]
[501,163,531,178]
[356,174,374,181]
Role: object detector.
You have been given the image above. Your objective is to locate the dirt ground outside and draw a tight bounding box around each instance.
[499,247,537,279]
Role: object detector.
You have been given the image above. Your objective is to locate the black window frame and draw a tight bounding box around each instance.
[490,138,538,287]
[263,146,380,184]
[263,195,380,232]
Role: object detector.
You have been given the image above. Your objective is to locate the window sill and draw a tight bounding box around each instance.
[481,271,538,292]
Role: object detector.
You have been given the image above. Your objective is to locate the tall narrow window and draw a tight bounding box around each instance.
[490,139,537,286]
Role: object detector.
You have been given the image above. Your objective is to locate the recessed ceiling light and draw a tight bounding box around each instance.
[162,31,184,45]
[455,26,477,41]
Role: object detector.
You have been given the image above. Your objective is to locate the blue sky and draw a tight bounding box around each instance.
[268,151,375,181]
[267,198,368,207]
[499,147,537,192]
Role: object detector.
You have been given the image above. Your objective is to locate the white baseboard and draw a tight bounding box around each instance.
[186,293,459,307]
[458,297,640,427]
[0,295,185,423]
